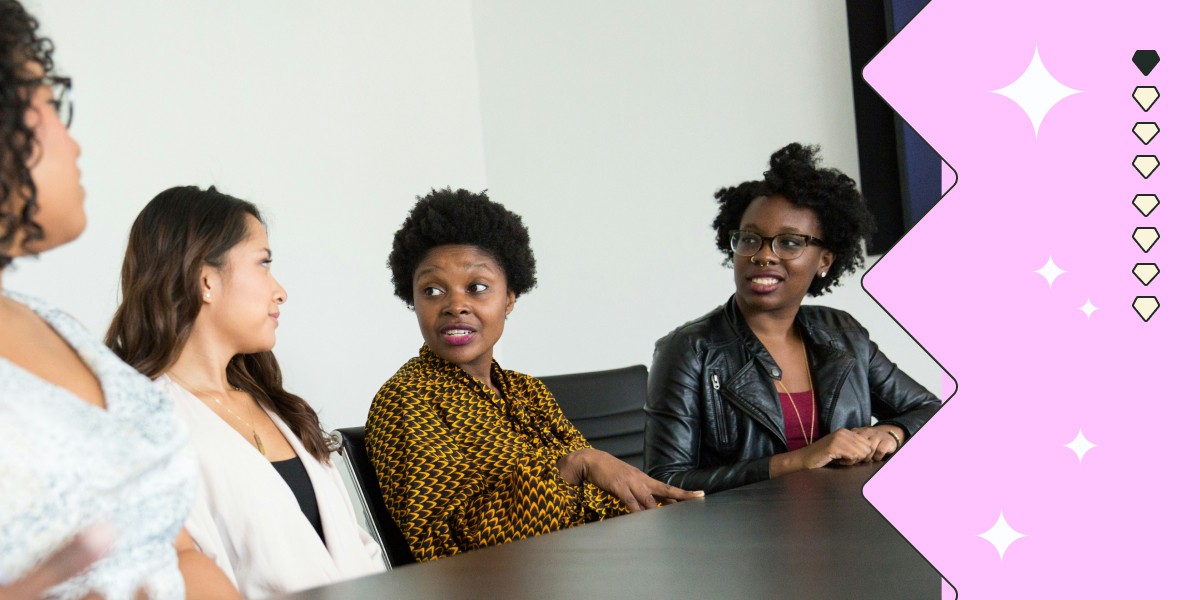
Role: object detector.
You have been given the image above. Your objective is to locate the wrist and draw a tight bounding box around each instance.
[557,448,597,485]
[876,424,904,448]
[771,446,813,477]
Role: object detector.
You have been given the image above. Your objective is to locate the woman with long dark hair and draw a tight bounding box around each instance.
[0,2,236,598]
[106,185,383,598]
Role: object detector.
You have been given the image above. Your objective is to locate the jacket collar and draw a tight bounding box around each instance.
[719,296,849,369]
[718,296,855,441]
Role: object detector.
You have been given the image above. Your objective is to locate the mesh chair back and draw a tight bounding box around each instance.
[332,426,415,567]
[539,365,648,470]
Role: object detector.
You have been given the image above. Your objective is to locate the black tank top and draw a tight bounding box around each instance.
[271,456,325,544]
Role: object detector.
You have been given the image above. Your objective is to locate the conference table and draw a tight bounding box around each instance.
[279,463,941,599]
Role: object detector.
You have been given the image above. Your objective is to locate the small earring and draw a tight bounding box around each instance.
[204,291,211,301]
[819,272,827,278]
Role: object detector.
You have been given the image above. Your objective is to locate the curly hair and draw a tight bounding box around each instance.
[0,0,55,269]
[389,188,537,306]
[712,143,875,296]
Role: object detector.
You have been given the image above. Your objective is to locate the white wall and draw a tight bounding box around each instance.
[10,1,940,430]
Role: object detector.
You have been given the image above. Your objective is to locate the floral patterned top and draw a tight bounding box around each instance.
[366,345,627,562]
[0,291,196,599]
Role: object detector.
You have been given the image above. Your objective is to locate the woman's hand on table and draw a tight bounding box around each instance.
[559,448,704,512]
[850,425,905,462]
[771,428,874,476]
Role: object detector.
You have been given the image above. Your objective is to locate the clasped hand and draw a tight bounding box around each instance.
[790,425,905,470]
[558,448,703,512]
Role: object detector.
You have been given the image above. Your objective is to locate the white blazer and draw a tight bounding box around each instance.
[159,376,384,599]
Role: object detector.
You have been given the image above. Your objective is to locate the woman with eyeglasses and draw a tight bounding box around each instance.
[644,143,941,495]
[366,188,702,562]
[105,185,384,598]
[0,2,236,598]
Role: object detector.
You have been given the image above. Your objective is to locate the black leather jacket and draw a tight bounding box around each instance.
[644,297,940,494]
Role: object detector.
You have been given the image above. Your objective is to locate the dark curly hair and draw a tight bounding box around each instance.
[0,0,55,269]
[712,143,874,296]
[389,188,537,306]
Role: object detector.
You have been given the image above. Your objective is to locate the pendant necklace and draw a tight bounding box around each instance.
[172,373,266,455]
[773,359,817,447]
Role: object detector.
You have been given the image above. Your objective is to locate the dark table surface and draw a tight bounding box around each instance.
[278,463,939,599]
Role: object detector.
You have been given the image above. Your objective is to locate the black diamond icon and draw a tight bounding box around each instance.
[1133,50,1160,76]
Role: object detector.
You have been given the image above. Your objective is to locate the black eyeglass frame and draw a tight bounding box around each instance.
[728,229,825,260]
[26,75,73,129]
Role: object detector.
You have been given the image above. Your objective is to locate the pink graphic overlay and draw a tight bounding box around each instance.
[861,1,1196,598]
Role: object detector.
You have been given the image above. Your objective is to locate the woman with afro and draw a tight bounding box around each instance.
[366,188,702,562]
[644,143,941,494]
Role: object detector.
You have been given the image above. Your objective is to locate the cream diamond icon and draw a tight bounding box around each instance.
[1133,263,1159,285]
[1133,296,1160,321]
[1133,86,1160,111]
[1133,122,1159,144]
[1132,194,1159,217]
[1133,155,1159,178]
[1133,227,1159,252]
[978,511,1026,560]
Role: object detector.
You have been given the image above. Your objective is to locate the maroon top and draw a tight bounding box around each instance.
[779,391,819,451]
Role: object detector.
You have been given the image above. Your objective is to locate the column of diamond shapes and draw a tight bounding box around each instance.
[1131,54,1160,322]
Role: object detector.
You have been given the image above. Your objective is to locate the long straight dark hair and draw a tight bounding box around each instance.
[105,185,331,462]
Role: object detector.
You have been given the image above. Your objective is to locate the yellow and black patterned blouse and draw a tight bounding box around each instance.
[366,345,628,561]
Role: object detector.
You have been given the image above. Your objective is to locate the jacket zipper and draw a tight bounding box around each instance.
[711,374,728,446]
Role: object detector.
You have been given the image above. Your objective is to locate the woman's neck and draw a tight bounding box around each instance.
[167,330,236,392]
[738,300,801,345]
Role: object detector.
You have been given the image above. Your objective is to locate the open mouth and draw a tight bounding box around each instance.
[748,275,783,293]
[441,326,477,346]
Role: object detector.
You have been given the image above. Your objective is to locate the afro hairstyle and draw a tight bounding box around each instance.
[389,187,537,306]
[711,143,874,296]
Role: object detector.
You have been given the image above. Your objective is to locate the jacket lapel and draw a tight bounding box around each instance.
[721,300,788,445]
[796,311,855,434]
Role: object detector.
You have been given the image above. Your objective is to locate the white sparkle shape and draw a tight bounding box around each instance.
[978,511,1026,560]
[1078,298,1098,318]
[1035,256,1066,287]
[1064,428,1097,462]
[992,46,1080,137]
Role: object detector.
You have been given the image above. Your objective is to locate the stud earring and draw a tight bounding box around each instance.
[204,291,211,301]
[819,272,827,278]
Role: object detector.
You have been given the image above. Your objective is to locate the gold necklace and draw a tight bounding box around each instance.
[773,361,817,447]
[171,373,266,455]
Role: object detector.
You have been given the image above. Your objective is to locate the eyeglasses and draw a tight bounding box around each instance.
[729,230,824,260]
[40,76,73,129]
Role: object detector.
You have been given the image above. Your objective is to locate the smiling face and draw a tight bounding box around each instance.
[732,195,834,317]
[413,244,515,381]
[16,62,84,255]
[201,215,287,354]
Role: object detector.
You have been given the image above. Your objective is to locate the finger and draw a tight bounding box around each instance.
[651,481,705,501]
[633,486,658,511]
[13,524,114,596]
[616,488,643,513]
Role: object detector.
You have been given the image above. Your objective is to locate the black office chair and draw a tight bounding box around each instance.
[331,426,415,568]
[539,365,648,470]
